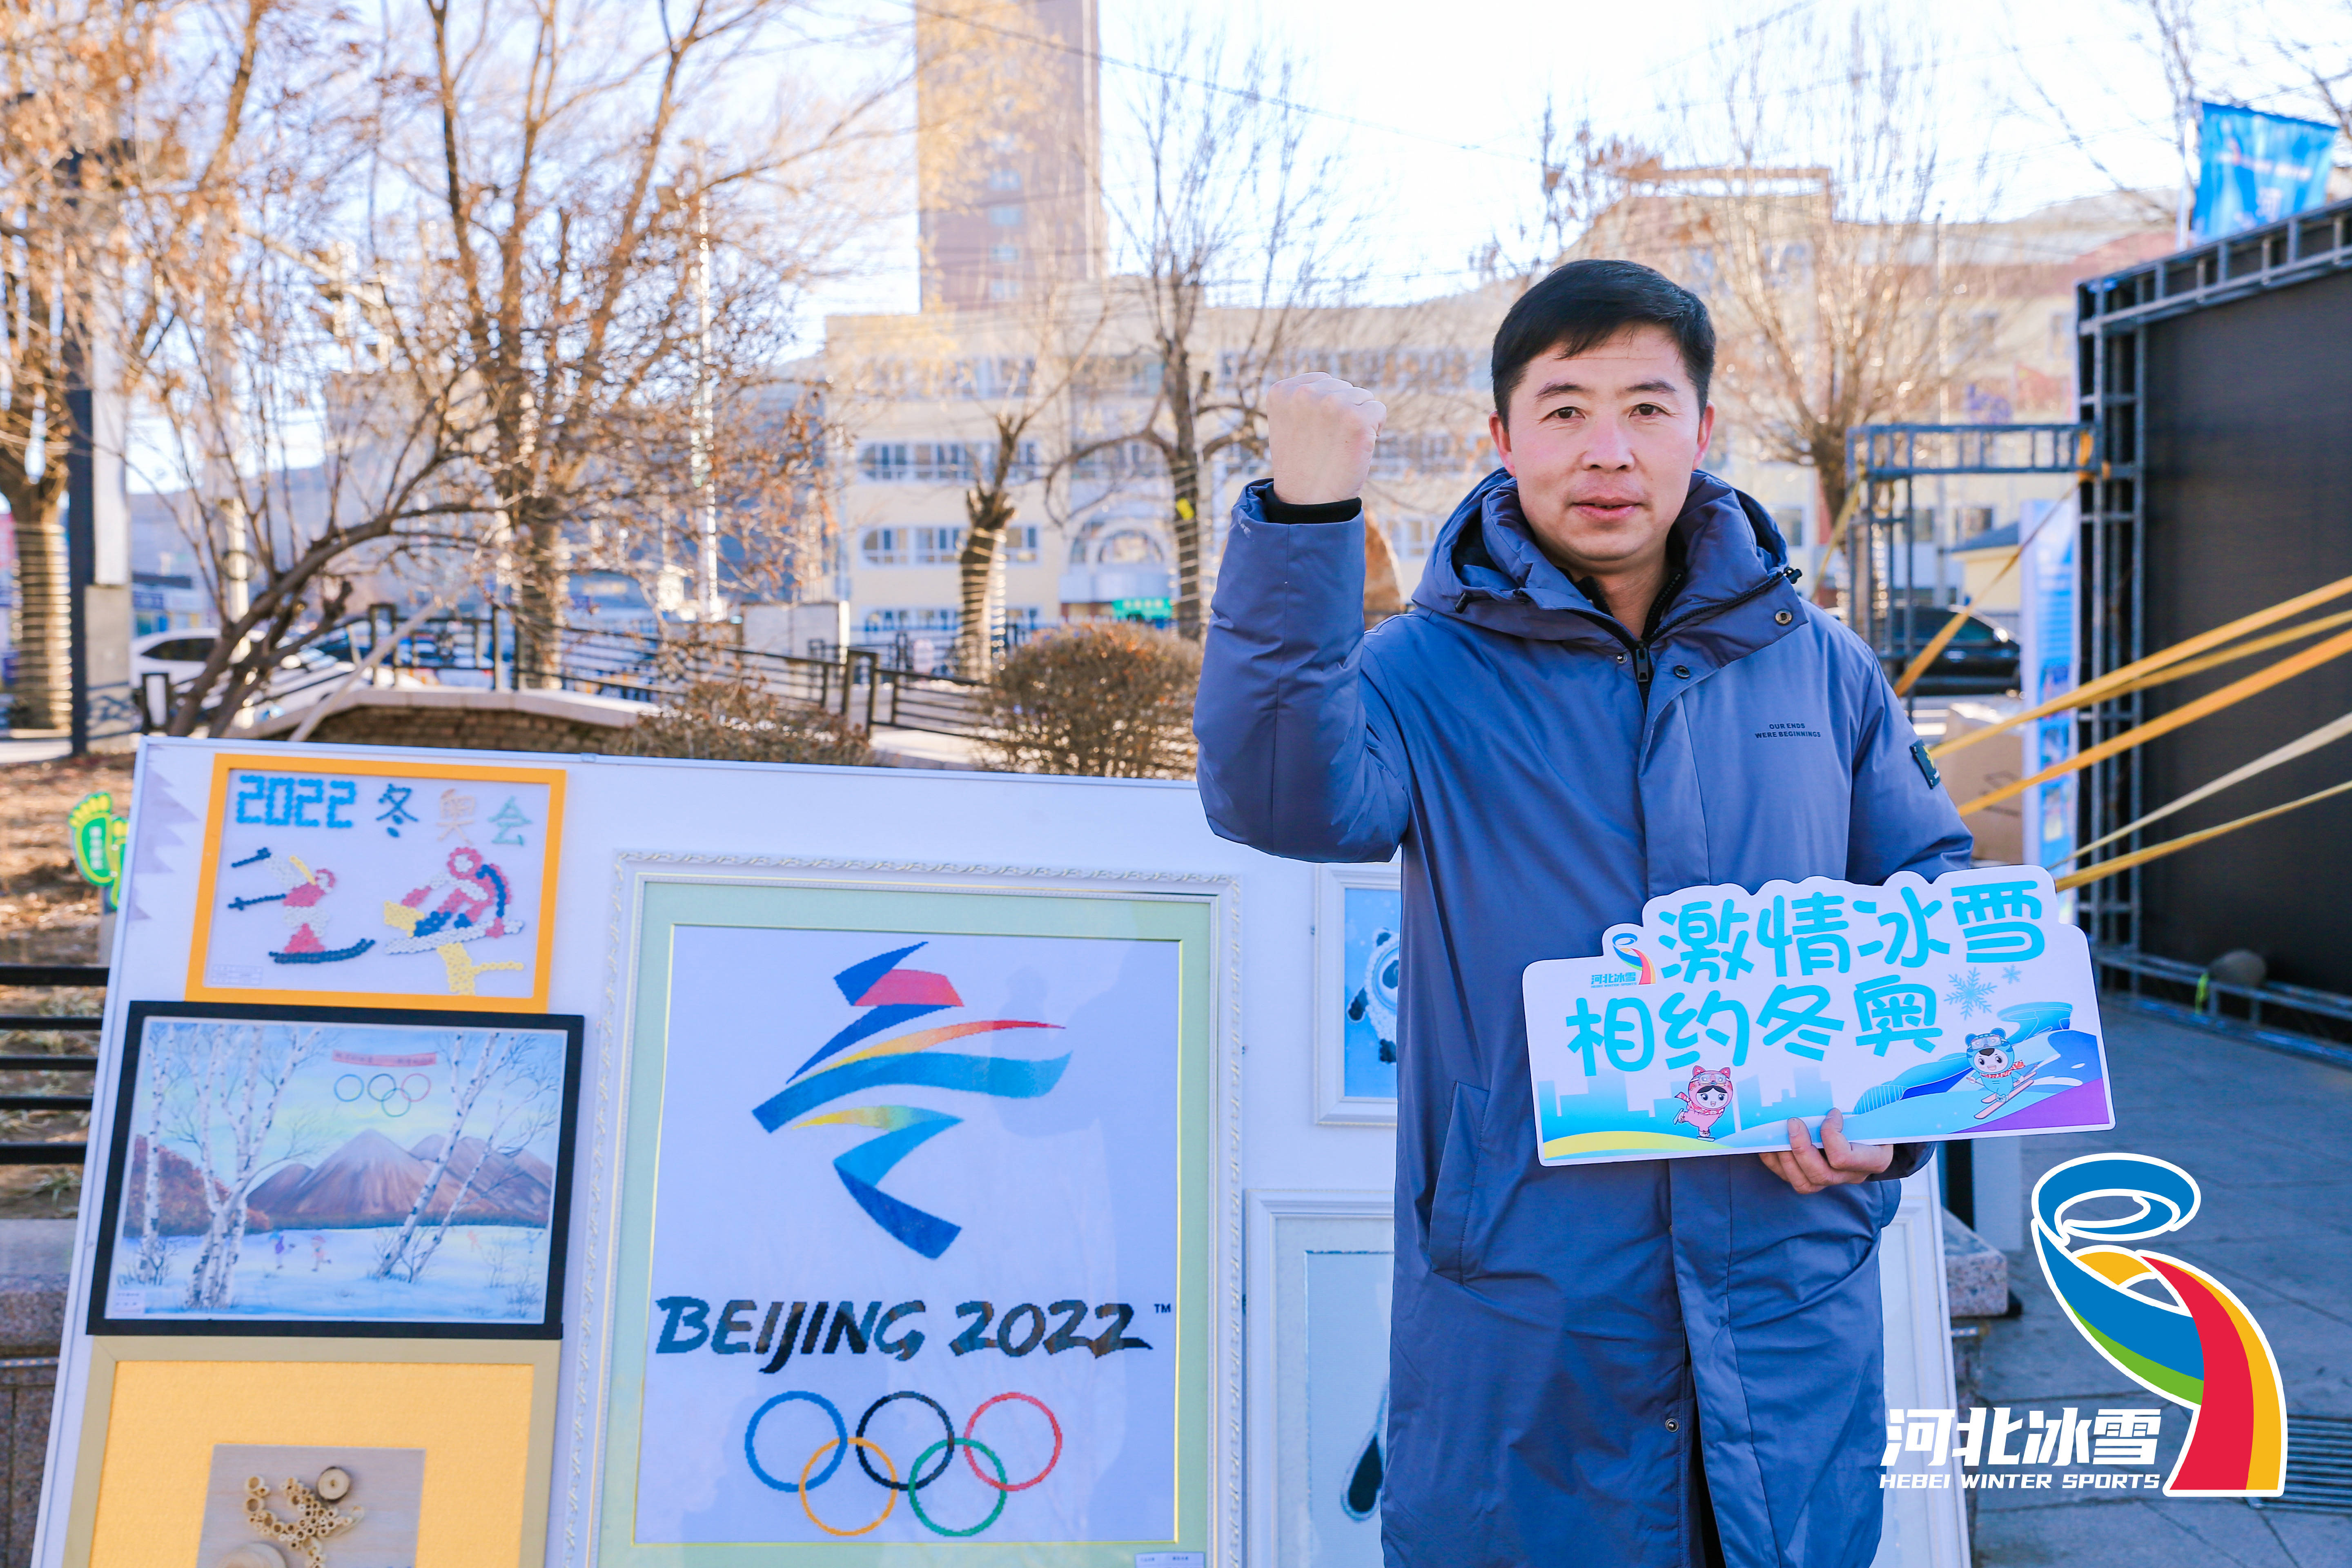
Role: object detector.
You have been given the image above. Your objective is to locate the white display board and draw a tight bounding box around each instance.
[40,737,1963,1568]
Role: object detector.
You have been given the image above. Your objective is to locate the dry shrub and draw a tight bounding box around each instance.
[615,677,875,767]
[981,623,1200,778]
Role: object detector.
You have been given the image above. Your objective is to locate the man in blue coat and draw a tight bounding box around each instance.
[1194,261,1972,1567]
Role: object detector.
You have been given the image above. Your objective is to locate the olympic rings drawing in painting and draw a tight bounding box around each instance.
[908,1438,1008,1537]
[741,1390,1061,1537]
[744,1392,846,1493]
[798,1437,897,1537]
[964,1391,1062,1492]
[331,1070,433,1119]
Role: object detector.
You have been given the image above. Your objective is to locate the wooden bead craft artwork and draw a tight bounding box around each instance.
[215,1546,285,1568]
[242,1472,363,1568]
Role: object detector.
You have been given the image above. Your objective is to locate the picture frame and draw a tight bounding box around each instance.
[562,855,1239,1567]
[1245,1190,1394,1568]
[184,752,567,1012]
[87,1000,584,1338]
[1872,1160,1970,1568]
[1313,863,1403,1127]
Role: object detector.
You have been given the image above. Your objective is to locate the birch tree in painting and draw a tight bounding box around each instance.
[372,1031,552,1284]
[173,1023,325,1309]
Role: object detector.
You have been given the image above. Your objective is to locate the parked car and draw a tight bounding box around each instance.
[132,628,421,718]
[1876,611,2020,696]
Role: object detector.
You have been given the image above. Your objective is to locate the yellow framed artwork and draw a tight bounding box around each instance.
[183,753,566,1012]
[63,1338,561,1568]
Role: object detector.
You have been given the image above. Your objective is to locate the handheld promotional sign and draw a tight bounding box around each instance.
[1523,865,2113,1165]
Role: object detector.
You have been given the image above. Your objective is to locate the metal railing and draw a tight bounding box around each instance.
[0,965,102,1166]
[136,605,1004,743]
[518,625,994,740]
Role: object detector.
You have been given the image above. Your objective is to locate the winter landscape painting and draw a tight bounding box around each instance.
[91,1002,581,1336]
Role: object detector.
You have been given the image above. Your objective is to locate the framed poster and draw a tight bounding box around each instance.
[185,753,566,1011]
[1314,864,1401,1126]
[87,1001,584,1337]
[578,862,1227,1564]
[1245,1192,1393,1568]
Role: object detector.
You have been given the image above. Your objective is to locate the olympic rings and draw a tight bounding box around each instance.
[739,1390,1062,1537]
[855,1391,954,1492]
[329,1069,432,1118]
[906,1439,1008,1538]
[744,1392,846,1493]
[797,1438,896,1537]
[964,1392,1063,1492]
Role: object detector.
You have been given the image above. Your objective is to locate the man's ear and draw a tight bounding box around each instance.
[1696,402,1716,461]
[1489,410,1516,476]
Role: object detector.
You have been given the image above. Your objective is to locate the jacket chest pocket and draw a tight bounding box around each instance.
[1425,1082,1488,1282]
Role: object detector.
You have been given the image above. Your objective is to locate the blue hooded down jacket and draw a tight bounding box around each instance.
[1195,468,1973,1568]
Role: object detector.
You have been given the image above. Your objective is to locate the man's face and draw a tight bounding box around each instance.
[1488,325,1714,577]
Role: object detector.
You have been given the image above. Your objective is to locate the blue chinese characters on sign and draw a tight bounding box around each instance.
[1520,866,2113,1166]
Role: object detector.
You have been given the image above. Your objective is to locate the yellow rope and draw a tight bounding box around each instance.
[1955,623,2352,817]
[2100,606,2352,700]
[1930,570,2352,762]
[2055,777,2352,891]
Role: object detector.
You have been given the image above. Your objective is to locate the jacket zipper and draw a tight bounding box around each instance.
[1614,564,1797,705]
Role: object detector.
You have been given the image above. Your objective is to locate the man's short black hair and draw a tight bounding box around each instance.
[1490,259,1716,421]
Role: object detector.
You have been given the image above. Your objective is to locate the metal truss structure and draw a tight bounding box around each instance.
[2074,196,2352,1006]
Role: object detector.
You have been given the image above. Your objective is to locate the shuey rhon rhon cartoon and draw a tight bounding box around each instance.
[1673,1065,1735,1140]
[1964,1028,2042,1111]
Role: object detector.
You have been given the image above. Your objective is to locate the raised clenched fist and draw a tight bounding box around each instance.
[1267,372,1387,508]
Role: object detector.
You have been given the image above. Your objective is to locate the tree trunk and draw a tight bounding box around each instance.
[511,501,567,690]
[1164,346,1204,639]
[374,1031,509,1281]
[8,494,71,730]
[956,488,1014,680]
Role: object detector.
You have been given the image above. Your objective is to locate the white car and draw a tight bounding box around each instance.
[132,628,423,719]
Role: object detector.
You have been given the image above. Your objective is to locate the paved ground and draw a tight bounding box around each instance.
[1969,1004,2352,1566]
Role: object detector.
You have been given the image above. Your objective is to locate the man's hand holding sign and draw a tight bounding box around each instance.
[1200,260,2101,1568]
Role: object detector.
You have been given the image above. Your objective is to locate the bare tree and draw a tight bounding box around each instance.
[1592,10,1998,586]
[167,1022,325,1310]
[1094,21,1361,637]
[400,0,905,684]
[372,1028,555,1283]
[0,4,172,728]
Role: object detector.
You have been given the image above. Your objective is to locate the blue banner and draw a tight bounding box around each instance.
[2192,102,2338,238]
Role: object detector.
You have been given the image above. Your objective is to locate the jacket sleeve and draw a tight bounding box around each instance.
[1844,650,1976,883]
[1192,483,1412,862]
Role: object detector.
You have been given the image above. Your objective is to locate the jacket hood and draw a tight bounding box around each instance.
[1410,467,1795,646]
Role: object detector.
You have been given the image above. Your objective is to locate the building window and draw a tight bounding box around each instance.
[989,278,1020,301]
[987,205,1022,227]
[987,168,1022,192]
[1388,517,1439,557]
[1096,528,1165,566]
[862,607,960,635]
[857,441,1040,484]
[860,526,971,565]
[1004,525,1039,564]
[989,243,1018,264]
